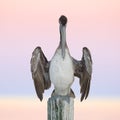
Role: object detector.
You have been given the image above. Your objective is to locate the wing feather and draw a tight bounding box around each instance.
[73,47,92,101]
[31,47,51,101]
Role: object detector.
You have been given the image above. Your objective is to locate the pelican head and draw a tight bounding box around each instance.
[59,15,67,26]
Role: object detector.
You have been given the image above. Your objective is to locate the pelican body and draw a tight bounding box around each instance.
[50,49,74,96]
[49,16,74,97]
[31,15,92,101]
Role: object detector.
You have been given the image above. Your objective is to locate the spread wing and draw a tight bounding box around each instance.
[73,47,92,101]
[30,47,51,101]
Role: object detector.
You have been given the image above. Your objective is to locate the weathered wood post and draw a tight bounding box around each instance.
[47,95,74,120]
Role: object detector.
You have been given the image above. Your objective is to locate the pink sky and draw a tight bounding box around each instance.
[0,0,120,106]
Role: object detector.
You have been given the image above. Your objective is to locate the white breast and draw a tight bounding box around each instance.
[49,49,74,96]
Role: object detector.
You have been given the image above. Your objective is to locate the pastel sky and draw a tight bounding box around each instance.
[0,0,120,98]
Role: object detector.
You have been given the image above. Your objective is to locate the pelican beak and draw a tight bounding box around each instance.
[60,24,66,59]
[62,43,65,59]
[59,15,67,59]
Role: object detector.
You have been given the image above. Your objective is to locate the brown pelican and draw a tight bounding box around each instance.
[31,15,92,101]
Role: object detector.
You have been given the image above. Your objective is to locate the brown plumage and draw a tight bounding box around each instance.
[31,47,51,101]
[73,47,92,101]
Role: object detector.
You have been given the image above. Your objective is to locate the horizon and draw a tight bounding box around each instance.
[0,97,120,120]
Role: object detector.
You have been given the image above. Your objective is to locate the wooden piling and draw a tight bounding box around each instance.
[47,96,74,120]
